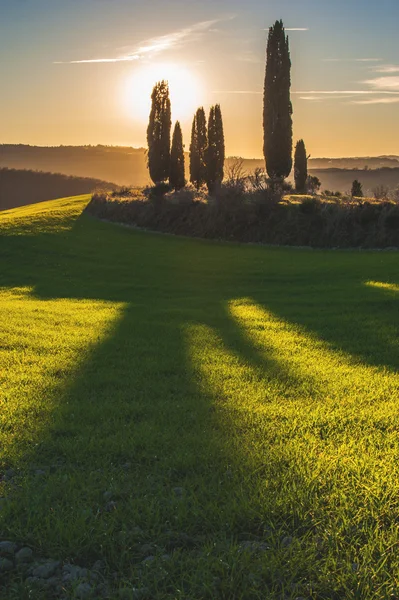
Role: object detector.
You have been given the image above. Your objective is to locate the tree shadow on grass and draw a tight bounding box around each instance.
[1,206,399,597]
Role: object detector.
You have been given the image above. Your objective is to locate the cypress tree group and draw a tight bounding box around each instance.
[206,104,225,193]
[294,139,308,193]
[263,20,293,181]
[147,80,171,184]
[189,107,207,189]
[351,180,363,198]
[169,121,185,191]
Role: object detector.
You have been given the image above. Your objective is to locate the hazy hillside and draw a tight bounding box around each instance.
[309,156,399,170]
[1,145,398,193]
[0,145,150,188]
[0,168,116,211]
[310,168,399,195]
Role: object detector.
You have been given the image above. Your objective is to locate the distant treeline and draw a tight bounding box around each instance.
[1,145,399,193]
[0,168,116,211]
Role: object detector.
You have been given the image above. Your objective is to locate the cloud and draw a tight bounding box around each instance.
[323,58,382,63]
[214,89,399,97]
[212,90,261,94]
[55,18,228,64]
[350,97,399,105]
[363,76,399,90]
[371,64,399,74]
[292,90,399,95]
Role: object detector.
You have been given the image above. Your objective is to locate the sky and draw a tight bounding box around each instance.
[0,0,398,158]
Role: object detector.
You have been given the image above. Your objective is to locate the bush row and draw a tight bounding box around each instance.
[85,189,399,249]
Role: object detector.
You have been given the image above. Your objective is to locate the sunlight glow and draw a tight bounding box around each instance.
[123,62,203,124]
[365,281,399,293]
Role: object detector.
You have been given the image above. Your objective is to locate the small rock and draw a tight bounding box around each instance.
[105,500,117,512]
[139,544,154,557]
[0,558,14,572]
[76,582,92,598]
[142,555,155,564]
[15,547,33,563]
[96,583,109,597]
[44,576,60,589]
[62,563,88,582]
[281,536,293,548]
[25,576,40,586]
[35,469,46,477]
[92,560,105,573]
[103,491,113,502]
[5,468,16,481]
[239,541,270,553]
[32,560,60,579]
[0,541,17,556]
[173,487,184,497]
[121,462,131,470]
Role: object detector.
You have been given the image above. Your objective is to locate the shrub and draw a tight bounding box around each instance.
[373,185,390,200]
[307,175,321,194]
[144,182,171,200]
[300,196,321,214]
[87,189,399,249]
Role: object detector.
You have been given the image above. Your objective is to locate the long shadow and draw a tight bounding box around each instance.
[2,205,399,597]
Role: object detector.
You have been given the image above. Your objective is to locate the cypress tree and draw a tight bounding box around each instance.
[294,139,308,193]
[263,20,293,181]
[206,104,225,193]
[189,107,207,189]
[147,80,171,184]
[170,121,185,191]
[351,180,363,198]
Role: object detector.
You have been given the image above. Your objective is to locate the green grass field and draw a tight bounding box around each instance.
[1,196,399,599]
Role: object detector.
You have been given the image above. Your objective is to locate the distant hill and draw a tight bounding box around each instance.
[308,168,399,195]
[0,145,149,188]
[1,145,398,193]
[308,156,399,170]
[0,168,116,211]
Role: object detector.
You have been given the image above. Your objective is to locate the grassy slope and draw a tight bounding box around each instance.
[1,196,399,599]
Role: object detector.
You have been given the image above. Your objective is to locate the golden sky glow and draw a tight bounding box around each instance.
[1,0,398,158]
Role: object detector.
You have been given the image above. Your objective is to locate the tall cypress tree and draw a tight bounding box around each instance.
[263,20,293,181]
[351,180,363,198]
[170,121,185,191]
[147,80,171,184]
[189,107,207,189]
[206,104,225,193]
[294,139,308,193]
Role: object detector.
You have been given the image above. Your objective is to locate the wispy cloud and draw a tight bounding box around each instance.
[212,90,261,95]
[350,97,399,105]
[323,57,382,63]
[293,90,399,95]
[371,64,399,74]
[55,19,227,64]
[214,89,399,97]
[363,76,399,91]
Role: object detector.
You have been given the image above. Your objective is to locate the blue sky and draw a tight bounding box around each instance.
[0,0,398,156]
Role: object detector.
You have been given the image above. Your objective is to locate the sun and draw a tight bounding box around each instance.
[123,62,203,124]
